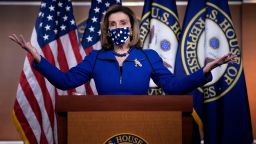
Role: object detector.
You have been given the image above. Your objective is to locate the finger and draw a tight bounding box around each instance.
[8,35,16,41]
[13,34,23,46]
[223,53,233,60]
[17,34,27,48]
[9,34,19,40]
[9,34,22,45]
[222,53,234,62]
[12,34,20,41]
[20,35,27,44]
[216,55,230,65]
[9,34,18,41]
[228,53,237,60]
[224,54,236,63]
[217,55,228,63]
[230,54,237,59]
[20,35,28,47]
[19,34,26,43]
[226,53,233,58]
[9,34,15,39]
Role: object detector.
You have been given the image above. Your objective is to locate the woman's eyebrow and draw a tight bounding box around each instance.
[120,19,129,22]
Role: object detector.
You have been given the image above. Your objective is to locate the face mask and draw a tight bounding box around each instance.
[108,27,131,46]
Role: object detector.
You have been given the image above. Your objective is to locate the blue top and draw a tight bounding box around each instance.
[33,48,212,95]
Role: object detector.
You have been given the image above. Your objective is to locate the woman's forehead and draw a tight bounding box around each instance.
[108,12,130,22]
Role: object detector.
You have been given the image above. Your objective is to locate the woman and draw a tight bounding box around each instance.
[9,5,234,95]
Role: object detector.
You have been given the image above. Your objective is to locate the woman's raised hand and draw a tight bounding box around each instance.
[203,53,236,73]
[9,34,41,62]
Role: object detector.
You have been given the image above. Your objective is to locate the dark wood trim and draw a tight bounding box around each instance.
[56,95,192,112]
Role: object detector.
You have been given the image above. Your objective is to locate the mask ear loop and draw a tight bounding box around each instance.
[107,29,111,37]
[129,26,133,36]
[129,27,133,42]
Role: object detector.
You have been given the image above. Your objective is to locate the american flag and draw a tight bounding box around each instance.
[13,0,85,143]
[80,0,121,95]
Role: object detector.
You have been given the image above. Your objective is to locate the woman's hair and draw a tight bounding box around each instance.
[101,5,142,50]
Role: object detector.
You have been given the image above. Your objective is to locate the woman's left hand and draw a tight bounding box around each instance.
[203,53,236,73]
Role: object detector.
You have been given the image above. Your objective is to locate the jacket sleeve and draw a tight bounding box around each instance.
[145,49,212,95]
[32,50,98,90]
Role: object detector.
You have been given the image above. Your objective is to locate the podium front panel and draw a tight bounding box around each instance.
[68,111,182,144]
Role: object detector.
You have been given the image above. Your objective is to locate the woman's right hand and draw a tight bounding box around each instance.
[9,34,41,62]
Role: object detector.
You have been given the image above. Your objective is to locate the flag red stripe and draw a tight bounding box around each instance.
[41,44,56,65]
[69,30,89,94]
[14,100,37,143]
[85,83,94,95]
[20,71,42,127]
[83,46,94,94]
[56,39,75,95]
[20,70,48,143]
[56,39,70,72]
[27,53,55,139]
[69,31,83,62]
[84,46,93,55]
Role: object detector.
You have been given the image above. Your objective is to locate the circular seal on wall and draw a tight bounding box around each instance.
[180,2,242,103]
[104,133,148,144]
[140,2,181,73]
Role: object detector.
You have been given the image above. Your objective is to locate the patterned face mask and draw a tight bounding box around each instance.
[108,27,131,46]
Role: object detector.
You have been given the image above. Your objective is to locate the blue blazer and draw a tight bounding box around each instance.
[33,48,212,95]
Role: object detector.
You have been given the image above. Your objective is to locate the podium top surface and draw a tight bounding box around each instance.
[56,95,193,112]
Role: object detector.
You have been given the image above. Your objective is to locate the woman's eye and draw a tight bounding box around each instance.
[121,21,127,25]
[110,23,115,26]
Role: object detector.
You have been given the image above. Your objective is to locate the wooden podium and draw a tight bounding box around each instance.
[56,96,193,144]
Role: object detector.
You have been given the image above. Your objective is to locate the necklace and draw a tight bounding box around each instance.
[113,48,131,57]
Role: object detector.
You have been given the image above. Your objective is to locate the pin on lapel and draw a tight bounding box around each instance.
[134,59,142,67]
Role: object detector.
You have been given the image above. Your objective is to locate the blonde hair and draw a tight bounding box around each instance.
[101,5,142,50]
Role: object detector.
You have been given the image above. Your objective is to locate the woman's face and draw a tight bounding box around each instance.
[108,12,131,30]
